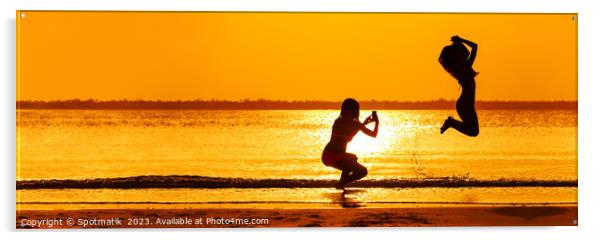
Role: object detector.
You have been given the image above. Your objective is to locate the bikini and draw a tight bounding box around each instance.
[322,151,346,167]
[321,133,353,167]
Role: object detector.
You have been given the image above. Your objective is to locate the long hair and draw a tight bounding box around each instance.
[340,98,360,119]
[439,42,474,79]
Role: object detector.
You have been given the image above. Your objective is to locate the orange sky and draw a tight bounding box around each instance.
[17,11,577,101]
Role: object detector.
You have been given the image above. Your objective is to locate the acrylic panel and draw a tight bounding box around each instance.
[16,11,577,228]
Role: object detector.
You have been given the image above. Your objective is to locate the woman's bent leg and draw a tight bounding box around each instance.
[457,106,479,136]
[336,170,351,189]
[445,117,479,137]
[443,103,479,137]
[337,153,368,186]
[344,164,367,184]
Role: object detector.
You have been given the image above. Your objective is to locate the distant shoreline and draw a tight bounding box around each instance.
[16,99,577,110]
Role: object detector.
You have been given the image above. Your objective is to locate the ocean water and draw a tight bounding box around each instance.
[17,109,577,181]
[16,109,577,209]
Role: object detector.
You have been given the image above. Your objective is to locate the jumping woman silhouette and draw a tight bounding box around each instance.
[322,98,379,189]
[439,35,480,137]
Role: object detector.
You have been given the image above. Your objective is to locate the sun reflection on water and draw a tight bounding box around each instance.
[18,109,577,181]
[347,111,421,158]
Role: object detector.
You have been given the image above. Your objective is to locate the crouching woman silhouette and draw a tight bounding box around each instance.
[322,98,378,189]
[439,35,480,137]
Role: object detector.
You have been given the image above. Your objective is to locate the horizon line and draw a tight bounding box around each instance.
[16,99,577,110]
[16,98,578,103]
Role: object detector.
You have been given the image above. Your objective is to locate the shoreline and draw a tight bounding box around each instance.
[17,205,577,228]
[16,175,578,189]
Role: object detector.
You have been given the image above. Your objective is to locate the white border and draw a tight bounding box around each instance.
[3,1,602,240]
[16,0,580,13]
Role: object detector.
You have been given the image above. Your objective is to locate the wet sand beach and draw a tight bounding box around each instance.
[17,205,577,228]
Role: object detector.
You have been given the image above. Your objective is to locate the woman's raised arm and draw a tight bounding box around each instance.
[358,116,378,138]
[460,37,478,67]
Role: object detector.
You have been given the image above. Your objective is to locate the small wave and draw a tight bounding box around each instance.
[16,201,577,206]
[16,175,578,190]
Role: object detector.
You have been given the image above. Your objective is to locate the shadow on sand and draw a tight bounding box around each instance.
[491,206,568,220]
